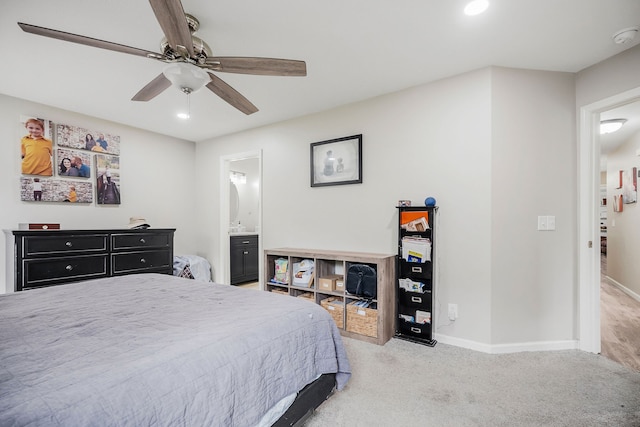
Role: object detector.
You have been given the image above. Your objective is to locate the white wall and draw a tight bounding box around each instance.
[490,67,576,345]
[196,66,581,350]
[606,129,640,299]
[576,44,640,109]
[0,94,199,294]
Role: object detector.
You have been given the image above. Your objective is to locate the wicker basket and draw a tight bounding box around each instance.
[270,288,289,296]
[346,302,378,338]
[320,297,344,329]
[296,292,315,303]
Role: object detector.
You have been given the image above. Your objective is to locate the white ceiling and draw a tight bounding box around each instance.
[1,0,639,143]
[600,100,640,155]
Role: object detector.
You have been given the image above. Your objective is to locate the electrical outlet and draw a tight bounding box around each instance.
[448,303,458,321]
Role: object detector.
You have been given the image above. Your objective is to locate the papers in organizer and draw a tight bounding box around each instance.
[398,278,425,293]
[401,216,429,232]
[401,237,431,263]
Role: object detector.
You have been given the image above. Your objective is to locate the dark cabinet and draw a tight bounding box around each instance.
[10,229,175,291]
[230,235,258,285]
[395,206,437,347]
[110,231,174,276]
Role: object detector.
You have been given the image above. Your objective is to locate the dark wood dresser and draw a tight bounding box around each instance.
[9,229,175,292]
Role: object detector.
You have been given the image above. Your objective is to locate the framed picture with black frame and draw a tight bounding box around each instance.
[310,134,362,187]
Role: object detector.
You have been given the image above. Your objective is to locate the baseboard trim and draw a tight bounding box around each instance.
[435,333,579,354]
[605,275,640,303]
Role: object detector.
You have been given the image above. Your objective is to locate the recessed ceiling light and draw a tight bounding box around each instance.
[464,0,489,16]
[177,112,190,120]
[600,119,627,134]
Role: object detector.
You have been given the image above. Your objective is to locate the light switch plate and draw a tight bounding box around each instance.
[537,216,548,230]
[547,216,556,230]
[538,215,556,231]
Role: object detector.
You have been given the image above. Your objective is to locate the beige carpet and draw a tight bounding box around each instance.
[305,337,640,426]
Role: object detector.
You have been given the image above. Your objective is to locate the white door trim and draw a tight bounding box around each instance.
[578,86,640,353]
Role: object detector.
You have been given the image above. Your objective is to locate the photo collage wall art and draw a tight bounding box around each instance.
[19,115,121,205]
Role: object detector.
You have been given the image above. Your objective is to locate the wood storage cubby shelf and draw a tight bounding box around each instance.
[264,248,396,345]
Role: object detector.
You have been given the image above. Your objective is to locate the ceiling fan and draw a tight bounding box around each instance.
[17,0,306,115]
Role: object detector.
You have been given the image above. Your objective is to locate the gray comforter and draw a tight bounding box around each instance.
[0,274,351,426]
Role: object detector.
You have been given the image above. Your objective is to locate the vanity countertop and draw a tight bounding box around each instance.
[229,232,259,236]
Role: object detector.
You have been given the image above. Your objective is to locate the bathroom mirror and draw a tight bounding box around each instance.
[229,181,240,224]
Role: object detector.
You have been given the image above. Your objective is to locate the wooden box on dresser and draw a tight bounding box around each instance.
[5,229,175,292]
[264,248,396,345]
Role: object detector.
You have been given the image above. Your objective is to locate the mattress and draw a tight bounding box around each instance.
[0,273,351,426]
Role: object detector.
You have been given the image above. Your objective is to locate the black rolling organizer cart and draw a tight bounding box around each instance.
[395,206,437,347]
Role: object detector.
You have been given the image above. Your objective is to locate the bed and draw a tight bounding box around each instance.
[0,273,351,426]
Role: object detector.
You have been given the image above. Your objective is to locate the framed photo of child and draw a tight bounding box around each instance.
[20,116,55,177]
[20,177,93,203]
[95,154,121,205]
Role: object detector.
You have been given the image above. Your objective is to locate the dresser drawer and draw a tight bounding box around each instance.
[111,250,172,274]
[23,255,108,289]
[23,234,108,256]
[230,235,258,247]
[112,233,172,250]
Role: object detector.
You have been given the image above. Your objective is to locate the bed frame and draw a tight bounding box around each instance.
[273,373,336,426]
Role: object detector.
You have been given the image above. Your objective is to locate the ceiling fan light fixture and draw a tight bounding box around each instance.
[612,26,638,44]
[162,62,210,93]
[464,0,489,16]
[600,118,627,134]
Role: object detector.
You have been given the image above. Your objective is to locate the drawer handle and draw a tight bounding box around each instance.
[140,258,146,264]
[411,296,422,303]
[65,265,73,271]
[65,241,73,247]
[410,327,421,333]
[242,241,250,244]
[411,266,423,273]
[140,238,146,244]
[243,251,249,255]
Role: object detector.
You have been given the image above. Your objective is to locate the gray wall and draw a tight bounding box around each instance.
[0,94,199,294]
[2,43,639,352]
[195,66,578,352]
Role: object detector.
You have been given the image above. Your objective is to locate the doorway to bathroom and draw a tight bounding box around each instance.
[219,150,262,287]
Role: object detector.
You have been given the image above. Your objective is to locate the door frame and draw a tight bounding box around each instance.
[578,86,640,353]
[219,150,262,286]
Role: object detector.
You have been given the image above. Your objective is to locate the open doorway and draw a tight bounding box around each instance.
[219,151,262,287]
[598,100,640,371]
[579,87,640,354]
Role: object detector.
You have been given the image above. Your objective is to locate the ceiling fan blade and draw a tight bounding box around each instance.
[18,22,161,59]
[131,74,172,101]
[205,57,307,76]
[149,0,194,57]
[205,74,258,115]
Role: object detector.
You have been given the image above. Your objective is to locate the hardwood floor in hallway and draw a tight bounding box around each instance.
[600,255,640,372]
